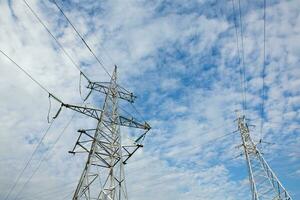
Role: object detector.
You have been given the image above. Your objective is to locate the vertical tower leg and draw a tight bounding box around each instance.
[237,115,292,200]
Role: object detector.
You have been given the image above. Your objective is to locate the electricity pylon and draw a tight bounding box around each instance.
[236,114,292,200]
[52,66,150,200]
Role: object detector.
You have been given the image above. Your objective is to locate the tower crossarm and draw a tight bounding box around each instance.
[119,115,151,130]
[87,81,136,103]
[69,128,150,165]
[122,145,141,164]
[62,103,103,120]
[48,93,103,120]
[121,128,150,164]
[59,102,150,131]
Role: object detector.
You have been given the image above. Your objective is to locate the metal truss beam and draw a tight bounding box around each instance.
[87,81,136,103]
[67,66,150,200]
[237,115,292,200]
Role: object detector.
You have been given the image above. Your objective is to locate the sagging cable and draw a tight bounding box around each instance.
[47,93,52,123]
[79,72,92,102]
[53,104,63,119]
[79,72,83,100]
[47,93,64,123]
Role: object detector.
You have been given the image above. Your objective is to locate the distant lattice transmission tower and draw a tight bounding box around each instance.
[237,114,292,200]
[60,66,150,200]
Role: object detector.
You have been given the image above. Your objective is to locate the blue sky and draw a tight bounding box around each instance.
[0,0,299,199]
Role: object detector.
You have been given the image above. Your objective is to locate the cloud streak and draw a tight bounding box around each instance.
[0,0,299,199]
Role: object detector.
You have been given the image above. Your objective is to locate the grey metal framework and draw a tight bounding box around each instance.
[237,115,292,200]
[57,66,150,200]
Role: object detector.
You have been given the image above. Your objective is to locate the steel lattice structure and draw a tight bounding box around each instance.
[57,66,150,200]
[237,115,292,200]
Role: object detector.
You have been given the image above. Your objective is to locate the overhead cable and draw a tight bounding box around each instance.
[0,49,63,200]
[0,49,63,104]
[52,0,112,78]
[260,0,267,140]
[3,121,54,200]
[0,49,50,94]
[231,0,245,113]
[22,0,91,83]
[13,113,76,200]
[237,0,247,113]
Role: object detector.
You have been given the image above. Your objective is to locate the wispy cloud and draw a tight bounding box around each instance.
[0,0,299,199]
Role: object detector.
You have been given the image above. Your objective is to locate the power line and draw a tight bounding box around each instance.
[161,123,232,149]
[0,49,50,94]
[0,42,69,200]
[52,0,112,78]
[22,0,91,82]
[231,0,245,113]
[164,130,236,158]
[0,48,86,109]
[231,0,247,114]
[61,189,76,200]
[21,180,77,199]
[237,0,247,113]
[12,113,76,200]
[3,121,54,200]
[21,184,75,200]
[260,0,267,140]
[130,101,146,122]
[24,187,75,200]
[0,49,87,199]
[0,49,64,104]
[213,131,236,141]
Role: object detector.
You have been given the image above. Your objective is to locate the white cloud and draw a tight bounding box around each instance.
[0,0,299,199]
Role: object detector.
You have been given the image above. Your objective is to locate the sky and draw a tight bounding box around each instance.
[0,0,299,199]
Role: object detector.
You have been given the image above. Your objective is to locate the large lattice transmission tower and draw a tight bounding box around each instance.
[236,114,292,200]
[53,66,150,200]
